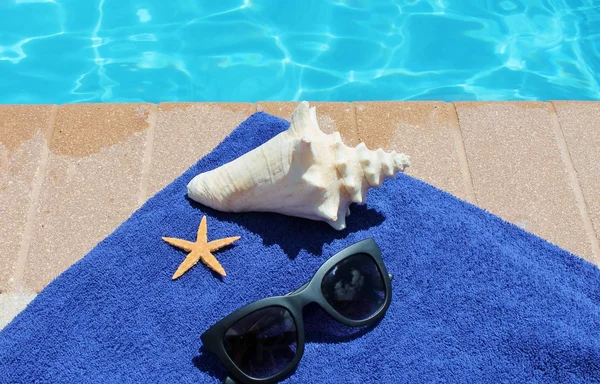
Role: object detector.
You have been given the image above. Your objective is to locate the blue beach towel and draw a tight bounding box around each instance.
[1,112,599,383]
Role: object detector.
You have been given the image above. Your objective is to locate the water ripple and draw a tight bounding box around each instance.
[0,0,599,103]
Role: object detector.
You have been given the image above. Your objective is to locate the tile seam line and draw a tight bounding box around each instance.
[137,103,158,206]
[348,102,359,146]
[548,101,600,263]
[450,102,477,204]
[11,105,58,294]
[351,102,363,143]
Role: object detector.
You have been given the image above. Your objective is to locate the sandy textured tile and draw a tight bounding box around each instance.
[455,102,592,261]
[24,104,151,292]
[552,101,600,246]
[257,102,359,146]
[146,103,255,198]
[355,102,472,201]
[0,105,54,292]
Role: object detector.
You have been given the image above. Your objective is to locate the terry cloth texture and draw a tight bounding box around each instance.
[1,112,599,383]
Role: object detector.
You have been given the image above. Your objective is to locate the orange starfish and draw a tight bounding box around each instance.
[162,216,240,279]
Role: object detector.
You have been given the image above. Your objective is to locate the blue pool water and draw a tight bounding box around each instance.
[0,0,599,103]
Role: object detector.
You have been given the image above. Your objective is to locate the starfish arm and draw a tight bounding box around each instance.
[199,250,226,277]
[208,236,241,252]
[162,237,195,252]
[197,216,208,243]
[172,250,201,280]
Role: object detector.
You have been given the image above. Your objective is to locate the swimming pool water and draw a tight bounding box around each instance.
[1,0,599,103]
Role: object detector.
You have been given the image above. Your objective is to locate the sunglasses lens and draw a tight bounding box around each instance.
[321,253,387,321]
[224,306,298,379]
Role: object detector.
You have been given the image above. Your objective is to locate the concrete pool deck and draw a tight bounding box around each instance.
[1,101,599,328]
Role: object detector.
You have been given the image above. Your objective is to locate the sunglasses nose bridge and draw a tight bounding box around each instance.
[289,287,316,309]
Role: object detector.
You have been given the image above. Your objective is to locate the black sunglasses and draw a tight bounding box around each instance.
[201,238,393,384]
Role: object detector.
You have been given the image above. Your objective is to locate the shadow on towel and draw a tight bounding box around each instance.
[187,198,386,258]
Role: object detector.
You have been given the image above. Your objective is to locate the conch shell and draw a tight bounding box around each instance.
[187,101,410,230]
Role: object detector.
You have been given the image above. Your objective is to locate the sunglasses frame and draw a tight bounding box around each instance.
[200,238,392,384]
